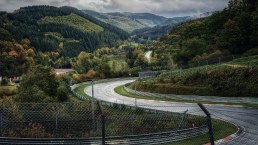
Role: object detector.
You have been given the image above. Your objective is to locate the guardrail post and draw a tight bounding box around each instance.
[198,103,214,145]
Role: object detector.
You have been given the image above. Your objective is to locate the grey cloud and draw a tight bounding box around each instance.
[0,0,229,17]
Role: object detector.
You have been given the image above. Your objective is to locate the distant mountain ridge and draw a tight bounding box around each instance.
[108,12,167,27]
[83,9,212,39]
[83,10,168,33]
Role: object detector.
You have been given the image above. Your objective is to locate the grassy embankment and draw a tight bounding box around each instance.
[127,55,258,98]
[114,85,258,108]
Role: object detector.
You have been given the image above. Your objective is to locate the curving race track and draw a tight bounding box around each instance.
[84,79,258,145]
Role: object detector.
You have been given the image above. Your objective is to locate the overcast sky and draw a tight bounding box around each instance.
[0,0,229,17]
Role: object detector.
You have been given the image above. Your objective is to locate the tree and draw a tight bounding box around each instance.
[57,84,68,102]
[16,65,58,102]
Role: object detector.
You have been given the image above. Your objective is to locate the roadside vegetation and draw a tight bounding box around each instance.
[115,85,258,108]
[128,55,258,97]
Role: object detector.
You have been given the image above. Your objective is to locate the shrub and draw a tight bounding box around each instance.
[16,85,50,102]
[57,84,68,102]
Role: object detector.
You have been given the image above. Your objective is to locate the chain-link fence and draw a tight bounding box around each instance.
[0,99,212,144]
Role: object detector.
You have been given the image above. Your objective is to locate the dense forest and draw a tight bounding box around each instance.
[0,5,129,78]
[162,0,257,65]
[127,0,258,70]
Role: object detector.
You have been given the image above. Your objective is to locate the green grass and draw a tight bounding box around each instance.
[134,55,258,97]
[73,83,91,98]
[164,119,237,145]
[155,55,258,82]
[38,13,104,33]
[226,55,258,67]
[69,83,93,102]
[114,85,258,108]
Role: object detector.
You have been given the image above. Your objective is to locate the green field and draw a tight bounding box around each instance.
[38,13,104,33]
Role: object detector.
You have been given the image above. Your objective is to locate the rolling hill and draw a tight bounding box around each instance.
[0,6,129,57]
[83,10,168,33]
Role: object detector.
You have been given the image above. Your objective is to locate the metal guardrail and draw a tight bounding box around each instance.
[71,78,137,101]
[0,126,208,145]
[124,82,186,100]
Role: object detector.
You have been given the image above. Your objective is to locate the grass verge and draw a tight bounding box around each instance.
[70,84,91,102]
[114,85,258,108]
[164,119,237,145]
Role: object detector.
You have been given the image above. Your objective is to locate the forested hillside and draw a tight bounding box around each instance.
[130,0,258,70]
[161,0,258,65]
[0,6,128,55]
[83,10,148,33]
[0,5,130,80]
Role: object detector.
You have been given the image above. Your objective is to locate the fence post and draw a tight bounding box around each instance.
[134,84,137,94]
[91,99,95,131]
[198,103,214,145]
[55,110,59,130]
[0,110,3,136]
[97,101,105,145]
[206,60,208,71]
[101,114,106,145]
[178,109,188,129]
[180,66,182,77]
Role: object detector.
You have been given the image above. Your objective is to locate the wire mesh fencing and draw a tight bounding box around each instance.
[0,101,103,138]
[0,99,211,144]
